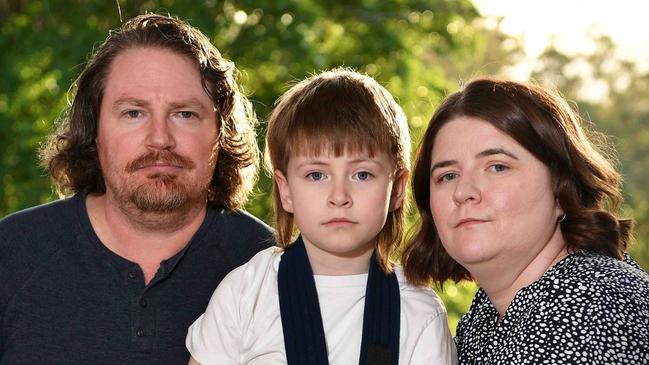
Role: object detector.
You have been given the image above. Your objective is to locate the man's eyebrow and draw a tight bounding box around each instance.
[112,97,149,109]
[111,97,211,111]
[168,98,211,111]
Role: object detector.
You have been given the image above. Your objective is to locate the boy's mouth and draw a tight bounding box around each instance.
[322,218,357,227]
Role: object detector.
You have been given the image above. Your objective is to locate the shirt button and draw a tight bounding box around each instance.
[128,271,137,279]
[140,298,148,308]
[136,328,145,337]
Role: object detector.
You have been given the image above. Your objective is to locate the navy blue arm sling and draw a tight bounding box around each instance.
[278,236,400,365]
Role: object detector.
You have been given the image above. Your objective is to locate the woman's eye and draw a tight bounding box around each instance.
[489,164,509,173]
[306,172,325,181]
[438,172,458,183]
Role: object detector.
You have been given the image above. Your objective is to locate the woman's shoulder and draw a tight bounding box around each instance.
[557,251,649,294]
[552,252,649,358]
[540,251,649,328]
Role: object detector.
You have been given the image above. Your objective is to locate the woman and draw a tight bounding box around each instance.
[402,78,649,364]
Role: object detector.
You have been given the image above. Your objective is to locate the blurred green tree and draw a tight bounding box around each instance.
[0,0,529,334]
[530,35,649,270]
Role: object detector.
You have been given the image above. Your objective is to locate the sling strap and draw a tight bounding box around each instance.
[278,236,400,365]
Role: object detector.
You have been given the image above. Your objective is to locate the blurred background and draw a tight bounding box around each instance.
[1,0,647,333]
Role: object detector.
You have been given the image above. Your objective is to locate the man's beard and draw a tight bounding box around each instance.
[110,150,211,217]
[128,173,191,213]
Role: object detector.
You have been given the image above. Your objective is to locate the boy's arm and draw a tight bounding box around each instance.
[188,357,203,365]
[185,269,244,365]
[410,312,458,365]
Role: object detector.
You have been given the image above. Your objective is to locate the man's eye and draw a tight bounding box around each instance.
[179,111,194,118]
[126,110,141,118]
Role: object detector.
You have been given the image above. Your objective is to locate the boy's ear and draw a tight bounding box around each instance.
[389,169,409,211]
[274,170,294,213]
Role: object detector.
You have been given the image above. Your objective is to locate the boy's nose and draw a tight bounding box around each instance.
[327,181,352,207]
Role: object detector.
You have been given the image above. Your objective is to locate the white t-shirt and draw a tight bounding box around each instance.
[186,247,457,365]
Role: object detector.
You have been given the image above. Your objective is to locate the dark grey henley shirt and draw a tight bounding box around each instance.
[0,194,273,364]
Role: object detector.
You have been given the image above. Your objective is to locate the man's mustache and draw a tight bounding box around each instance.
[125,151,195,173]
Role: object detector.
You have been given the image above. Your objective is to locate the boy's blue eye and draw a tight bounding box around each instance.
[355,171,372,181]
[126,110,141,118]
[307,172,325,181]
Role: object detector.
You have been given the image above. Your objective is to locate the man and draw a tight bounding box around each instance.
[0,14,273,364]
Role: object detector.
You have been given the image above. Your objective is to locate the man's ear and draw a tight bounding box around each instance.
[274,170,294,213]
[389,169,409,211]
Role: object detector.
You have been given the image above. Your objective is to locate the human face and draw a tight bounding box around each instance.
[428,117,564,271]
[97,47,218,216]
[275,150,407,275]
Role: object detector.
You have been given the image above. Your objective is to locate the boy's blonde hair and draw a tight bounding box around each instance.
[264,68,411,272]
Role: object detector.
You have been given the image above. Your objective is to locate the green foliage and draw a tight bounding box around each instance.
[434,281,478,335]
[11,1,646,336]
[0,0,518,218]
[530,35,649,270]
[2,0,514,332]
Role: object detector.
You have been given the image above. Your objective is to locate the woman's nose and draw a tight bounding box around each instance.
[452,176,481,206]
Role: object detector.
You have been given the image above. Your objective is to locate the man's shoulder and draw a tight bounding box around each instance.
[213,208,270,229]
[208,207,274,242]
[0,197,80,315]
[201,207,275,267]
[0,196,79,246]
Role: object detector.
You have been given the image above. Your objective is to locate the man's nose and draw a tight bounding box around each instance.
[145,115,176,150]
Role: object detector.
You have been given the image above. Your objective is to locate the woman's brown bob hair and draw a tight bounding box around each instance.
[40,13,259,210]
[264,68,411,273]
[402,77,633,286]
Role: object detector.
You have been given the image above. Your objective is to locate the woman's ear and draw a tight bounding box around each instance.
[555,198,565,221]
[389,169,409,211]
[274,170,294,213]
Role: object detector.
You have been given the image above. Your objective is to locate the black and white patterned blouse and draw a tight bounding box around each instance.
[455,251,649,364]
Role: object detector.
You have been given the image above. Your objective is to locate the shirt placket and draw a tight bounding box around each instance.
[125,267,157,353]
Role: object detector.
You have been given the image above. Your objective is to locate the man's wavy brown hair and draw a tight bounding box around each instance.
[402,78,633,286]
[40,13,259,210]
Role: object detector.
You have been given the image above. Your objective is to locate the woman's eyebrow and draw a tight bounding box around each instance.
[430,148,518,173]
[475,148,519,160]
[430,159,456,173]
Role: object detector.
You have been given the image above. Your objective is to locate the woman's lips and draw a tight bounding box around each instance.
[455,218,489,228]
